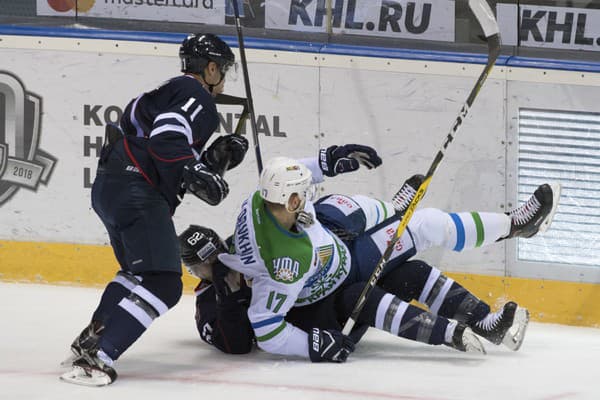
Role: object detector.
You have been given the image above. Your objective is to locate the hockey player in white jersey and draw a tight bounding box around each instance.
[217,148,560,362]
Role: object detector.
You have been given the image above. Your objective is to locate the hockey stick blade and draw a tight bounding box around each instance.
[342,0,501,336]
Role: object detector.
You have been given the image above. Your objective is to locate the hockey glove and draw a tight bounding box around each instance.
[182,161,229,206]
[201,134,249,174]
[212,259,242,303]
[308,327,355,363]
[319,144,382,177]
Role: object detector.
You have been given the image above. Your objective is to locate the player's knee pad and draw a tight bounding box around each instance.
[315,194,367,241]
[410,208,456,251]
[126,272,183,319]
[379,259,434,302]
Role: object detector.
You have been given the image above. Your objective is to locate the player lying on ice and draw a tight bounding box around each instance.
[177,145,560,362]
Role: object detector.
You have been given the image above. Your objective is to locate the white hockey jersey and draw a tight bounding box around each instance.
[219,191,352,358]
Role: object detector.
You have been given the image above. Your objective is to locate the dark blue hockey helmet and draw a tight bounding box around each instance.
[179,33,235,76]
[179,225,226,266]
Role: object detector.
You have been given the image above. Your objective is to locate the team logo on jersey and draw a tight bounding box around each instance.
[317,244,334,268]
[272,256,301,282]
[0,72,56,206]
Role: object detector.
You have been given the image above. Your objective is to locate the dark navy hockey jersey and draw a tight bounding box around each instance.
[194,279,254,354]
[119,75,220,212]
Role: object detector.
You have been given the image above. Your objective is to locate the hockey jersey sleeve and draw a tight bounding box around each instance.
[218,252,311,358]
[245,274,310,358]
[298,157,324,184]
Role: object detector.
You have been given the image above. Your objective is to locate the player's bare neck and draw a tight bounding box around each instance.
[186,73,211,94]
[267,204,296,231]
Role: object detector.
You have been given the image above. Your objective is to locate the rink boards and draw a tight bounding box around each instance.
[0,27,599,327]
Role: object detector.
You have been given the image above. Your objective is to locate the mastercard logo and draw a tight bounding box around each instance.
[47,0,95,12]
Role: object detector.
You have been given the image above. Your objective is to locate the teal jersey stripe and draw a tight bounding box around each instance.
[256,321,287,342]
[470,212,485,247]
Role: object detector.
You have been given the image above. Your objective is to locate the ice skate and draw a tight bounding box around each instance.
[447,323,486,354]
[471,302,530,351]
[502,305,530,351]
[60,349,117,387]
[504,183,561,239]
[391,174,425,216]
[60,321,104,367]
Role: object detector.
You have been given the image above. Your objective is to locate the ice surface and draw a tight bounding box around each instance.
[1,282,598,400]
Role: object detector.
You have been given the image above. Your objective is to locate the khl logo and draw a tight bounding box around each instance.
[0,71,56,206]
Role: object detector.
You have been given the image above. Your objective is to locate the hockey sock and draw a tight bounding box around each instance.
[97,271,182,361]
[434,280,490,323]
[92,271,142,325]
[446,211,510,251]
[379,260,490,322]
[341,283,449,345]
[409,208,510,252]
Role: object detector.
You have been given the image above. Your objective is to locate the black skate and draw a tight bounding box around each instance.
[471,302,530,351]
[391,174,425,216]
[60,321,104,367]
[60,349,117,387]
[505,183,561,239]
[447,322,486,354]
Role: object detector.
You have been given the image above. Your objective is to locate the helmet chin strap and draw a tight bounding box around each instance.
[207,72,225,94]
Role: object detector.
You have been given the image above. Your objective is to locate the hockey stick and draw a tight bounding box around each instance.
[215,93,249,136]
[209,93,251,175]
[229,0,264,174]
[342,0,501,336]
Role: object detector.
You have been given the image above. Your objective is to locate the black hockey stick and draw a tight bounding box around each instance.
[342,0,501,336]
[215,93,249,136]
[209,93,251,175]
[230,0,264,174]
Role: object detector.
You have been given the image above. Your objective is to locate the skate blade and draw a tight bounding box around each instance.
[60,366,113,387]
[60,353,79,367]
[502,307,530,351]
[538,183,561,234]
[464,328,487,355]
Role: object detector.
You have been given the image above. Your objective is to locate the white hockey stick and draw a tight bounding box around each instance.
[343,0,501,336]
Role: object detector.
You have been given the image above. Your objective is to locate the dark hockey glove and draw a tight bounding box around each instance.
[308,327,355,363]
[201,134,249,174]
[212,259,241,303]
[319,144,383,177]
[182,161,229,206]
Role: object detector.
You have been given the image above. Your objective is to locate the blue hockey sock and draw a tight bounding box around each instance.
[380,260,490,323]
[98,272,182,360]
[92,271,142,325]
[342,283,449,345]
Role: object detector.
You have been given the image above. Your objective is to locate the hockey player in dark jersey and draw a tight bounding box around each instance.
[179,167,559,362]
[60,33,249,386]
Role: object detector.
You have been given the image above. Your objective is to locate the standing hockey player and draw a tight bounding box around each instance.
[207,153,559,362]
[60,33,249,386]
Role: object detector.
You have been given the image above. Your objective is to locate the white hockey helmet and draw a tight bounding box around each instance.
[259,157,314,211]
